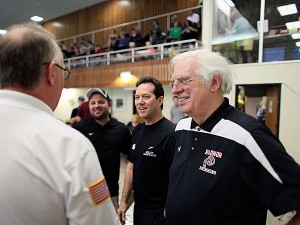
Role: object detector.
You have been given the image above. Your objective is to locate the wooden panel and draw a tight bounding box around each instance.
[64,59,171,88]
[43,0,199,47]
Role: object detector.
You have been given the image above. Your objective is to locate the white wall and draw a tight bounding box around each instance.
[229,61,300,162]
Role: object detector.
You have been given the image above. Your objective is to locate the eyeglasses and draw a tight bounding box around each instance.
[169,76,200,88]
[42,62,70,80]
[55,64,71,80]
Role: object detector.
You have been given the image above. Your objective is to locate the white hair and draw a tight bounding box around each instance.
[169,49,235,94]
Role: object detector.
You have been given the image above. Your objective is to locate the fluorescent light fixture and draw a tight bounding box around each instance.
[120,71,132,83]
[296,42,300,47]
[224,0,235,7]
[285,21,300,30]
[291,33,300,39]
[30,16,44,22]
[52,22,62,28]
[0,29,7,35]
[277,4,297,16]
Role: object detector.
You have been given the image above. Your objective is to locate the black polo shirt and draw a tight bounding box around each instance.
[128,117,176,212]
[166,98,300,225]
[73,117,132,196]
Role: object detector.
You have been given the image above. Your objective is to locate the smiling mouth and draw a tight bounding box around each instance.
[179,97,189,104]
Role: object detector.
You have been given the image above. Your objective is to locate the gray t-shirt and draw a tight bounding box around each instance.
[170,105,184,124]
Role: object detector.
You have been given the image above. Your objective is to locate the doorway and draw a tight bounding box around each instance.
[235,84,281,137]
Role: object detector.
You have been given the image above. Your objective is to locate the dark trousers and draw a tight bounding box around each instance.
[134,206,165,225]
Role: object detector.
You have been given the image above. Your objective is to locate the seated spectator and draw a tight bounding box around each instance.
[181,19,198,41]
[130,28,144,47]
[78,42,88,56]
[144,29,159,45]
[95,44,105,54]
[59,41,68,58]
[169,15,182,29]
[70,43,78,57]
[115,32,130,50]
[87,40,95,54]
[136,41,155,59]
[166,21,182,42]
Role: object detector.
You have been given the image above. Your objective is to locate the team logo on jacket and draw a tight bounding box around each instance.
[199,149,222,175]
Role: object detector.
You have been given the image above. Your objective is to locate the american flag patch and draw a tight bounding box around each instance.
[88,177,110,206]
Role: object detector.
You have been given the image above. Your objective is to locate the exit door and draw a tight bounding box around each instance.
[235,84,281,137]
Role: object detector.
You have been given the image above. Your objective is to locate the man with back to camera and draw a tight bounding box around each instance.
[0,23,119,225]
[72,88,132,210]
[165,49,300,225]
[118,76,176,225]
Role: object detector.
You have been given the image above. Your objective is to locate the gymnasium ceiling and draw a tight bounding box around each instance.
[0,0,107,30]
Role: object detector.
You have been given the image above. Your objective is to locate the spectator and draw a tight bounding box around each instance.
[115,32,130,50]
[181,19,199,41]
[0,22,119,225]
[107,29,118,51]
[153,20,162,38]
[70,95,86,125]
[187,10,200,29]
[170,96,185,124]
[127,114,140,134]
[165,49,300,225]
[71,100,91,124]
[73,88,132,210]
[118,76,176,225]
[167,21,182,42]
[70,42,78,57]
[130,27,144,47]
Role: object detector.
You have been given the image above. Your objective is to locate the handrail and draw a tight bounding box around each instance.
[57,5,201,44]
[64,39,202,70]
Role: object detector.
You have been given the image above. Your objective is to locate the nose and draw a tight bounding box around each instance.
[171,84,183,95]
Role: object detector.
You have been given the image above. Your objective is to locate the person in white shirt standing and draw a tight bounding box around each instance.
[0,23,119,225]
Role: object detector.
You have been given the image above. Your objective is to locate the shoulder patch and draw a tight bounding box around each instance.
[88,177,110,206]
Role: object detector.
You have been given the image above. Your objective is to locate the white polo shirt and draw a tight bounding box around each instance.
[0,90,119,225]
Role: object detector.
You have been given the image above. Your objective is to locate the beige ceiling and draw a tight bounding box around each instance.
[0,0,107,30]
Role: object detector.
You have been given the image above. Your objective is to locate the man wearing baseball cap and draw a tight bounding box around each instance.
[73,88,132,210]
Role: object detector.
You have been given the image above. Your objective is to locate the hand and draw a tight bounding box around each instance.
[117,203,127,225]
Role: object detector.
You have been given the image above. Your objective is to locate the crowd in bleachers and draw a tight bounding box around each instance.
[60,10,201,66]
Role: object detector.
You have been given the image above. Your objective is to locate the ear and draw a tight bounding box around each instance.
[108,101,112,107]
[210,75,222,93]
[45,61,56,86]
[158,96,164,107]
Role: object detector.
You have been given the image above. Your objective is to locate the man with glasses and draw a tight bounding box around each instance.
[73,88,132,211]
[0,23,119,225]
[165,49,300,225]
[118,76,176,225]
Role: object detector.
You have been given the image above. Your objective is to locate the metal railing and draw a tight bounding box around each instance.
[64,39,202,69]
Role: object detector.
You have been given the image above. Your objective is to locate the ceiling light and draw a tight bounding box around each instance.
[291,33,300,39]
[296,42,300,47]
[120,71,132,83]
[0,29,7,35]
[30,16,44,22]
[285,21,300,30]
[277,4,297,16]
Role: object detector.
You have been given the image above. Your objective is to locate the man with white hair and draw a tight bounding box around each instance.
[165,49,300,225]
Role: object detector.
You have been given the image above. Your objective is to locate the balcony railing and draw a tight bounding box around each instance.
[64,39,202,69]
